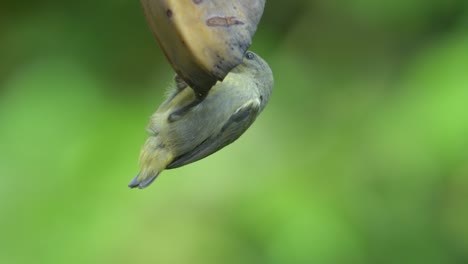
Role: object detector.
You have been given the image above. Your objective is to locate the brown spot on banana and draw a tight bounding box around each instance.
[206,16,245,27]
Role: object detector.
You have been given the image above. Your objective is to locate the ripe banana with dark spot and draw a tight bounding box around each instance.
[140,0,266,98]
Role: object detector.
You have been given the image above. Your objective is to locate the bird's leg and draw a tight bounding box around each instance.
[168,89,207,122]
[160,75,190,110]
[174,74,188,90]
[163,74,189,103]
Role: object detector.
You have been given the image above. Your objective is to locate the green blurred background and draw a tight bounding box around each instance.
[1,1,468,263]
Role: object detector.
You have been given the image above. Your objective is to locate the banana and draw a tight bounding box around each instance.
[140,0,266,98]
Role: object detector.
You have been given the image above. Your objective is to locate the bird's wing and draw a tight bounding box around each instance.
[167,99,260,169]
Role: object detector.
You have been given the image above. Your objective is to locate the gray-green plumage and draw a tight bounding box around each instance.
[129,51,273,189]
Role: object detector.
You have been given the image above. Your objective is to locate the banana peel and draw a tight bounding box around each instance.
[140,0,266,97]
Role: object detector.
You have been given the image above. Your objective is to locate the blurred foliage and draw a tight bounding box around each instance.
[1,1,468,263]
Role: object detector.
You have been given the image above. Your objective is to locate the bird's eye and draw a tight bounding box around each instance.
[245,52,255,60]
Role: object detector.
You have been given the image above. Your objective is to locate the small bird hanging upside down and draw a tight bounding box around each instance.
[128,51,274,189]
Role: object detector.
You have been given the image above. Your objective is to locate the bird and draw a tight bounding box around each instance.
[128,51,273,189]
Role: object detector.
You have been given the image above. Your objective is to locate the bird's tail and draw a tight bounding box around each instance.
[128,172,159,189]
[128,136,172,189]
